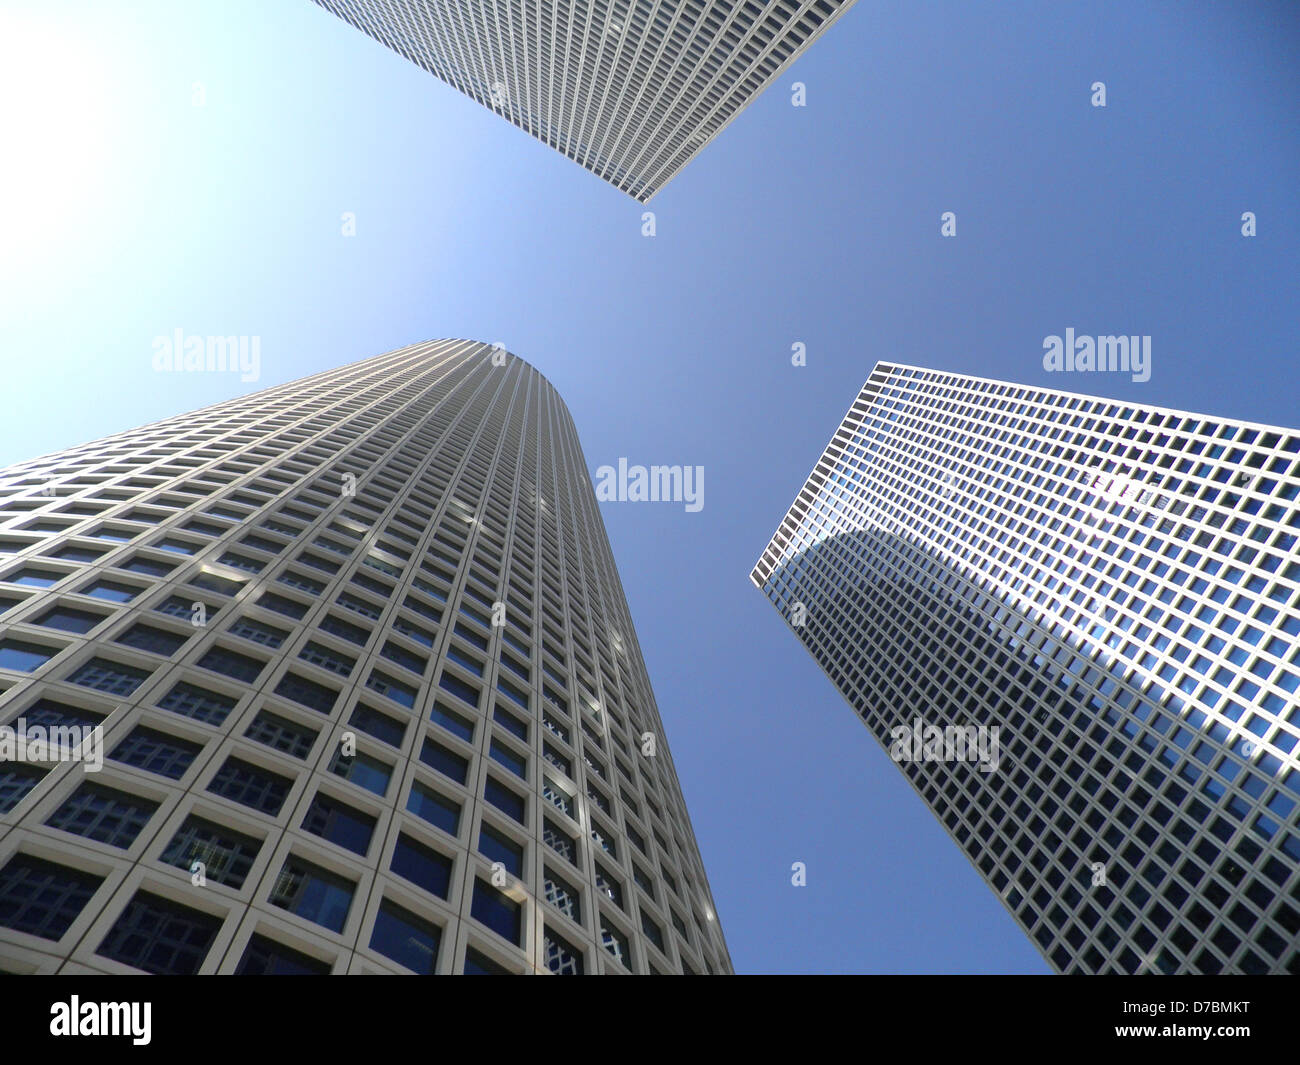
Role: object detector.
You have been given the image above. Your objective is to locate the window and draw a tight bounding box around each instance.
[161,816,262,888]
[483,776,526,824]
[298,641,356,676]
[33,605,106,633]
[463,947,511,974]
[97,891,222,975]
[109,726,202,780]
[370,898,441,974]
[115,623,187,656]
[318,613,370,645]
[79,579,141,602]
[543,868,581,923]
[544,820,578,865]
[244,710,318,759]
[5,567,63,588]
[494,705,528,740]
[236,933,331,975]
[0,854,103,941]
[349,703,405,747]
[206,756,293,815]
[543,928,584,975]
[274,672,338,714]
[438,671,480,708]
[328,749,391,796]
[227,616,288,648]
[419,737,469,785]
[489,738,527,778]
[0,639,58,673]
[258,591,307,619]
[366,669,417,708]
[601,917,631,968]
[157,681,237,726]
[471,878,522,945]
[197,647,265,683]
[390,833,453,899]
[269,857,354,933]
[302,793,376,856]
[0,764,48,813]
[406,781,460,835]
[429,701,474,742]
[478,823,524,877]
[45,782,159,848]
[640,910,666,953]
[67,657,151,696]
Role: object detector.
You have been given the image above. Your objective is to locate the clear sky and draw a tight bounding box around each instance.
[1,0,1296,974]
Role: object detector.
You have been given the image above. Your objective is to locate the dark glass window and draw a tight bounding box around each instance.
[438,672,480,708]
[543,928,585,975]
[489,739,527,778]
[206,757,293,815]
[268,857,354,933]
[157,681,237,725]
[244,710,318,759]
[370,898,440,974]
[390,833,453,899]
[419,737,469,784]
[406,781,460,835]
[493,705,528,740]
[45,783,159,848]
[258,591,307,619]
[160,816,262,888]
[0,854,102,940]
[0,639,57,672]
[120,555,175,577]
[483,776,526,824]
[478,823,523,876]
[97,891,222,974]
[109,726,202,780]
[366,669,416,708]
[349,703,405,747]
[0,764,48,813]
[463,947,510,975]
[67,657,151,696]
[318,613,370,645]
[328,749,391,796]
[196,646,265,683]
[275,672,337,714]
[79,579,140,602]
[33,606,106,633]
[226,616,289,648]
[302,793,376,856]
[236,933,331,974]
[6,567,62,588]
[471,879,522,945]
[430,701,474,742]
[115,623,187,656]
[298,641,355,676]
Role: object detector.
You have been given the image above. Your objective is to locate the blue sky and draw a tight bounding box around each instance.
[1,0,1296,973]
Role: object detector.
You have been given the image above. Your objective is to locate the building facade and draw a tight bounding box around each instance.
[312,0,857,201]
[752,361,1300,974]
[0,339,730,975]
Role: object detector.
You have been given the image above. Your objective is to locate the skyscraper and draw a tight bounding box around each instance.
[752,361,1300,974]
[312,0,857,201]
[0,339,730,975]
